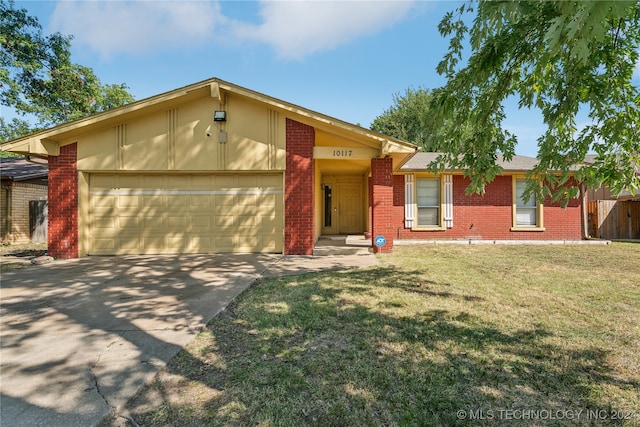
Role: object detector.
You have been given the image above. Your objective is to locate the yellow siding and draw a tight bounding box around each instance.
[123,113,169,170]
[226,97,286,170]
[75,93,285,173]
[174,97,220,170]
[76,126,118,170]
[315,129,375,148]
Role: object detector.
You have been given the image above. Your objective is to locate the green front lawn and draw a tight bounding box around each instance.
[117,243,640,426]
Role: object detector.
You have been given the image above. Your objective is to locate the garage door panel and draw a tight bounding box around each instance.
[166,176,190,189]
[237,215,258,227]
[144,195,164,207]
[215,194,236,206]
[191,216,211,229]
[118,216,140,229]
[118,175,142,187]
[166,195,190,208]
[215,236,235,251]
[213,175,235,187]
[259,220,279,233]
[190,196,211,207]
[190,236,212,249]
[165,236,189,249]
[236,237,260,251]
[89,173,283,254]
[141,235,166,251]
[144,216,164,228]
[92,195,116,208]
[257,194,277,206]
[143,175,165,187]
[118,237,141,251]
[191,175,212,188]
[118,196,140,208]
[93,238,116,250]
[91,174,118,188]
[215,215,235,228]
[93,217,115,229]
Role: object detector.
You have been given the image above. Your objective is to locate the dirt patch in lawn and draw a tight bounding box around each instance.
[1,242,48,271]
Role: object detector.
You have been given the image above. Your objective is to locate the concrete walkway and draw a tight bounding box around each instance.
[0,253,378,427]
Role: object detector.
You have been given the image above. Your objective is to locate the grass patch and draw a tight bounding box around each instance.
[118,243,640,426]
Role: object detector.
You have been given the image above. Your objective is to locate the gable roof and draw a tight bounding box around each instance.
[1,77,417,158]
[0,157,48,181]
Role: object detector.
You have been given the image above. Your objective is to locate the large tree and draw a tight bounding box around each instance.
[370,87,442,150]
[371,87,473,152]
[0,0,134,142]
[429,0,640,203]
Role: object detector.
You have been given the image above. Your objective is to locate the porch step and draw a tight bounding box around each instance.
[313,235,373,256]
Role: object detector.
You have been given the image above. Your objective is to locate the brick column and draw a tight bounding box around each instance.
[285,119,314,255]
[48,143,78,259]
[371,157,394,253]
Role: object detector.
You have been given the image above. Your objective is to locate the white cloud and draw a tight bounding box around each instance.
[49,0,415,61]
[49,1,225,59]
[231,0,416,60]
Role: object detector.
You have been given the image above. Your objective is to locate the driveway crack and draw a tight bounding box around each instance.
[87,354,114,414]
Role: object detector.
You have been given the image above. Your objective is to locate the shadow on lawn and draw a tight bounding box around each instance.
[124,266,639,427]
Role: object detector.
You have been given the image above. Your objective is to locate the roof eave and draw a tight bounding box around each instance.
[2,77,418,157]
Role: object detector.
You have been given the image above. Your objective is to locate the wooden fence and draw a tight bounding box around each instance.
[588,200,640,240]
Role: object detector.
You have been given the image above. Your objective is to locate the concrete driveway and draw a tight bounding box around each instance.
[0,252,377,427]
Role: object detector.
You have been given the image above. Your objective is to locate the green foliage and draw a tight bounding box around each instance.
[430,0,640,204]
[0,0,134,140]
[371,87,437,150]
[0,117,33,142]
[371,87,472,151]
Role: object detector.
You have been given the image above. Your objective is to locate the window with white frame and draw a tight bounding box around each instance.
[416,178,440,226]
[515,179,538,226]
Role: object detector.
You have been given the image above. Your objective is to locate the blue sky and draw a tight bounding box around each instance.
[9,1,640,156]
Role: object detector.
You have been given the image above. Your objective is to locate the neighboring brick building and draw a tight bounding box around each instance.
[1,78,587,259]
[0,158,48,243]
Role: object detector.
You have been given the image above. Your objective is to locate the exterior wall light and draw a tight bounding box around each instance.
[214,111,227,121]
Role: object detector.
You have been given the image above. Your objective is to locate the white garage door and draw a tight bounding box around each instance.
[89,173,283,255]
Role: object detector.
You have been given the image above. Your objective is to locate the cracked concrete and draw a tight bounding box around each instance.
[89,354,113,414]
[0,252,378,426]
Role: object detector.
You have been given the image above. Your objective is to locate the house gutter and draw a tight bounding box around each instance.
[25,155,48,166]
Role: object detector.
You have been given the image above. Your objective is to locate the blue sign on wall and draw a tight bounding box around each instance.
[374,235,387,247]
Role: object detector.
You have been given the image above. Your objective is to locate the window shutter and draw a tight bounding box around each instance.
[405,175,414,228]
[444,174,453,228]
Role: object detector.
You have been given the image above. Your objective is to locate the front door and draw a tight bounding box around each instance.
[322,177,364,235]
[338,183,362,234]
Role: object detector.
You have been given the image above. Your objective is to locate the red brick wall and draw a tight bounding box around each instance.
[371,158,394,253]
[48,143,78,258]
[284,119,315,255]
[393,174,583,241]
